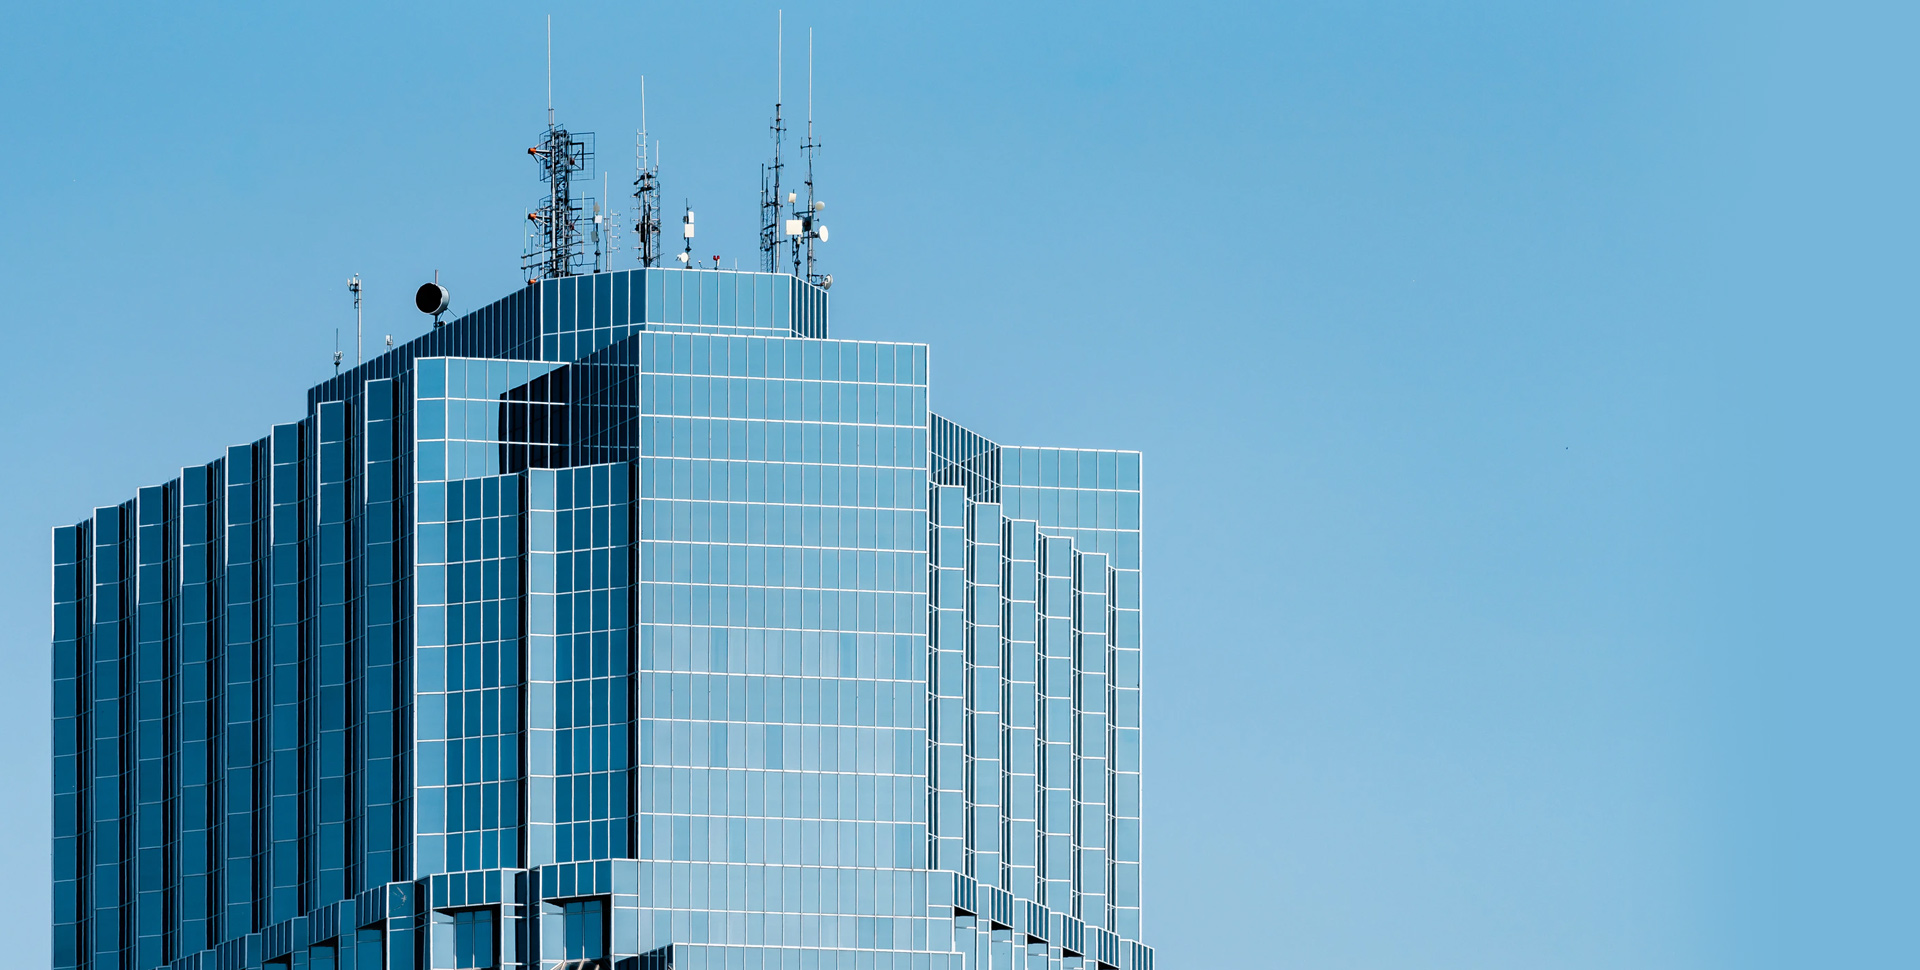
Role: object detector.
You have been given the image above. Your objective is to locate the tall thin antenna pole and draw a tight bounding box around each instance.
[546,15,553,127]
[635,76,661,267]
[795,26,826,285]
[348,274,363,365]
[760,12,787,273]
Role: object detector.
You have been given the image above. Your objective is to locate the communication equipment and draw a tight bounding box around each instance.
[789,26,828,285]
[633,76,663,267]
[417,276,450,328]
[681,202,697,267]
[415,282,449,316]
[759,12,788,272]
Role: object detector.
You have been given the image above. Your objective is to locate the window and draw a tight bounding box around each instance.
[563,899,607,962]
[452,909,495,969]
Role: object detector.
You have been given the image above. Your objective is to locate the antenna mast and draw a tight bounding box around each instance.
[523,19,594,283]
[347,274,363,365]
[634,77,662,267]
[590,179,605,273]
[792,27,828,285]
[759,12,786,273]
[680,201,695,266]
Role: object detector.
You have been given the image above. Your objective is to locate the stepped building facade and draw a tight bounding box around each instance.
[52,266,1150,970]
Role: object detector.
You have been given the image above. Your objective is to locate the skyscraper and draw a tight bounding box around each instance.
[51,264,1150,970]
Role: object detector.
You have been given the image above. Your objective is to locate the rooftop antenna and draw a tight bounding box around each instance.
[333,328,342,375]
[346,273,363,365]
[678,201,694,265]
[417,270,451,328]
[634,77,662,266]
[759,11,786,273]
[792,27,829,286]
[590,173,606,273]
[523,22,594,283]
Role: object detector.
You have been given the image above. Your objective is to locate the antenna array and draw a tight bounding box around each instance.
[758,12,787,273]
[510,16,829,286]
[634,77,663,267]
[792,27,828,286]
[522,17,597,282]
[523,123,596,282]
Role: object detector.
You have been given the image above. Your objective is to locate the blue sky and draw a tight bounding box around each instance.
[1,3,1913,967]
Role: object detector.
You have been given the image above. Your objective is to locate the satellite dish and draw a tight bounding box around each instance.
[415,282,449,316]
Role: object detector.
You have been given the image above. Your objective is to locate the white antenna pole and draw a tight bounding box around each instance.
[778,10,783,103]
[808,27,813,136]
[546,15,553,127]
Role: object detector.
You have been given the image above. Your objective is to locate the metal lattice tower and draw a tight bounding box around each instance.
[523,123,594,282]
[633,80,662,268]
[632,142,660,267]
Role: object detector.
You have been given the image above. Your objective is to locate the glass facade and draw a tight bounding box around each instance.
[51,266,1151,970]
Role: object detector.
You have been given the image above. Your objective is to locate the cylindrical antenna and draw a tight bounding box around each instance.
[546,15,553,127]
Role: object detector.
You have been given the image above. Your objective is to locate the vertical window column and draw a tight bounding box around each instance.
[1107,563,1143,941]
[51,524,82,970]
[133,484,173,970]
[265,422,306,925]
[89,503,131,969]
[926,485,965,873]
[999,519,1040,903]
[219,441,263,937]
[1071,550,1110,925]
[178,463,219,955]
[1036,536,1075,915]
[358,378,400,892]
[313,405,352,907]
[964,500,1004,885]
[528,464,633,867]
[416,473,527,875]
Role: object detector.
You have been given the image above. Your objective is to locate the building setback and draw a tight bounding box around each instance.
[52,266,1149,970]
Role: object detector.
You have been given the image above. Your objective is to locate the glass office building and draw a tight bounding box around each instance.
[51,267,1150,970]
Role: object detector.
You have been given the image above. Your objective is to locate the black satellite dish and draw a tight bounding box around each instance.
[415,282,450,316]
